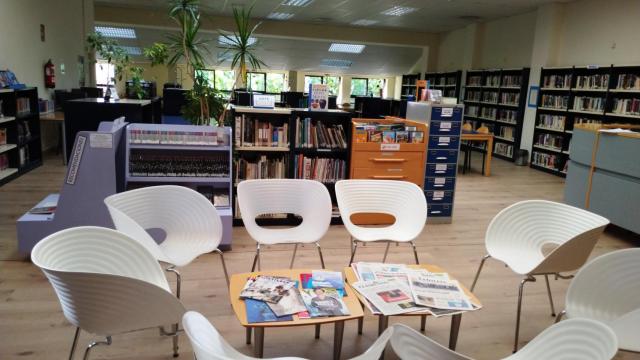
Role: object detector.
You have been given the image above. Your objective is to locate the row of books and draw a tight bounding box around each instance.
[354,122,424,144]
[465,91,481,101]
[465,105,480,117]
[500,92,520,105]
[538,114,566,131]
[234,156,287,183]
[532,151,560,170]
[293,155,346,183]
[502,75,522,87]
[16,97,31,115]
[494,142,513,157]
[234,200,286,220]
[485,75,500,87]
[535,133,564,150]
[234,115,289,148]
[196,186,230,207]
[573,96,605,112]
[467,76,482,86]
[0,154,8,171]
[575,117,602,127]
[499,109,518,123]
[482,92,498,103]
[497,126,514,140]
[480,107,496,120]
[240,271,349,323]
[616,74,640,90]
[576,74,609,89]
[129,129,226,146]
[17,121,32,145]
[128,153,230,178]
[541,95,569,109]
[612,98,640,115]
[543,74,572,89]
[295,117,347,149]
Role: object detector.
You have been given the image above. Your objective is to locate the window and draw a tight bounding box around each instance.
[248,72,266,92]
[351,78,368,97]
[95,61,115,86]
[325,76,341,96]
[368,78,385,97]
[195,69,215,87]
[266,73,285,94]
[214,70,235,91]
[304,75,323,93]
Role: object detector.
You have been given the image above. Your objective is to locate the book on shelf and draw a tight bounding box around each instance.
[616,74,640,90]
[537,114,566,131]
[532,151,560,170]
[494,143,513,157]
[502,75,522,87]
[497,126,515,140]
[573,96,605,112]
[612,98,640,115]
[129,128,226,146]
[465,90,481,101]
[500,92,520,105]
[543,74,572,89]
[293,155,346,183]
[129,152,229,178]
[498,109,518,123]
[485,74,500,87]
[574,117,602,127]
[467,76,482,86]
[353,122,424,144]
[295,117,347,149]
[480,108,496,120]
[196,185,230,207]
[541,94,568,109]
[16,97,31,116]
[535,133,564,150]
[234,114,288,148]
[465,105,480,117]
[234,155,287,183]
[482,91,498,103]
[575,74,609,89]
[0,154,8,171]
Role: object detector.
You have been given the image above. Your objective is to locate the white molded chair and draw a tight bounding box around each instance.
[31,226,186,360]
[557,248,640,352]
[104,185,229,297]
[335,180,427,265]
[182,311,392,360]
[470,200,609,352]
[388,320,617,360]
[237,179,332,271]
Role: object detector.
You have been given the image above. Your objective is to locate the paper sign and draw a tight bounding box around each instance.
[438,137,451,143]
[433,191,445,198]
[434,178,446,185]
[380,144,400,151]
[441,108,453,117]
[440,122,452,129]
[90,133,113,148]
[435,164,447,171]
[253,94,276,109]
[66,136,86,185]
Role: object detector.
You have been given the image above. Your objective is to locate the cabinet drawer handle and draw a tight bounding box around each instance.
[371,175,406,179]
[370,158,406,163]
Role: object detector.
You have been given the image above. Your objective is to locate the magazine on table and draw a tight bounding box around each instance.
[311,270,344,289]
[300,287,350,317]
[352,279,422,316]
[408,274,474,311]
[240,275,296,303]
[266,282,308,317]
[246,299,293,323]
[300,272,345,297]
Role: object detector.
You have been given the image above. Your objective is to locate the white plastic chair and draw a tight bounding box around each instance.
[335,180,427,265]
[236,179,332,271]
[104,185,229,298]
[469,200,609,352]
[557,248,640,352]
[388,320,617,360]
[31,226,186,360]
[182,311,392,360]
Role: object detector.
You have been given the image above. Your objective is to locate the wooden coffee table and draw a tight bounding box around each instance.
[229,269,364,360]
[343,263,481,351]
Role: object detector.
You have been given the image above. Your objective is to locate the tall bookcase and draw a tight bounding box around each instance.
[400,73,421,99]
[232,106,352,226]
[532,65,640,177]
[0,87,42,186]
[462,68,530,161]
[424,71,463,101]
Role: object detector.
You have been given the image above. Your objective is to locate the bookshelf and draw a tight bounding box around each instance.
[232,106,352,226]
[462,68,530,161]
[0,87,42,186]
[400,73,421,99]
[531,65,640,177]
[424,71,463,101]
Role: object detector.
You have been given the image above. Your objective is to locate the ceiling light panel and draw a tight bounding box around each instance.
[329,43,366,54]
[381,6,418,16]
[218,35,257,46]
[95,26,137,39]
[119,46,142,55]
[351,19,378,26]
[321,59,352,68]
[282,0,313,6]
[267,12,294,20]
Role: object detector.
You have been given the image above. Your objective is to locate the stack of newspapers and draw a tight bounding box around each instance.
[350,262,481,316]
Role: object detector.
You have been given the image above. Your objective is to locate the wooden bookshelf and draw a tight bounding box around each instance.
[424,71,463,101]
[462,68,530,161]
[0,87,42,186]
[400,73,421,99]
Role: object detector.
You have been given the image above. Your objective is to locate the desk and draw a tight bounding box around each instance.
[461,133,494,176]
[344,264,481,351]
[229,269,364,359]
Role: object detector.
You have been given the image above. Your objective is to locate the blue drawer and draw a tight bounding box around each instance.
[425,190,454,204]
[425,176,456,190]
[426,163,457,177]
[431,107,463,121]
[427,203,453,217]
[427,149,459,163]
[428,135,460,150]
[430,120,461,136]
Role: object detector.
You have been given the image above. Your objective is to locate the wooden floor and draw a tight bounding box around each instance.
[1,152,638,360]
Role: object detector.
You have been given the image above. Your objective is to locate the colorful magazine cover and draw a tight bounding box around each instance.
[311,270,344,289]
[266,282,307,317]
[301,288,350,317]
[396,131,409,143]
[309,83,328,111]
[382,131,396,143]
[410,131,424,143]
[301,273,344,297]
[245,299,293,323]
[240,275,296,303]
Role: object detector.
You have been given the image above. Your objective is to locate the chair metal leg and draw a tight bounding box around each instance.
[290,243,298,269]
[555,309,566,324]
[215,249,230,286]
[69,327,81,360]
[82,336,112,360]
[316,242,326,269]
[410,241,420,264]
[349,241,358,265]
[544,274,556,317]
[514,276,536,353]
[315,324,321,339]
[470,254,491,292]
[420,315,427,332]
[251,244,261,272]
[166,266,182,299]
[382,241,391,263]
[171,324,179,357]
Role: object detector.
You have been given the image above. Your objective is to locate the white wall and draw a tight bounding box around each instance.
[436,27,467,72]
[476,12,537,69]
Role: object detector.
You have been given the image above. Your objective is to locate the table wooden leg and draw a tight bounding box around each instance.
[254,327,264,358]
[484,138,493,176]
[449,314,462,350]
[357,317,363,335]
[246,327,252,344]
[315,324,321,339]
[420,315,427,332]
[377,315,389,336]
[333,320,345,360]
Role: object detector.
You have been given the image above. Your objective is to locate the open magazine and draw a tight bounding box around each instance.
[240,275,296,303]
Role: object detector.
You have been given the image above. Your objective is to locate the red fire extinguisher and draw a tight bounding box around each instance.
[44,59,55,88]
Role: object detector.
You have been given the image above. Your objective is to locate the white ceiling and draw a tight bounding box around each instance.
[95,0,567,33]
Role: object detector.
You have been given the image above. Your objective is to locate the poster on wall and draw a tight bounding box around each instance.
[308,83,328,111]
[528,86,539,108]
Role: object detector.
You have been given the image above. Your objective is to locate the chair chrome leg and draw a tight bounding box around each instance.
[69,327,81,360]
[555,309,566,324]
[82,336,112,360]
[410,241,420,264]
[166,266,182,299]
[544,274,556,317]
[215,249,230,286]
[382,241,391,263]
[251,244,261,272]
[349,241,358,265]
[290,243,298,269]
[470,254,491,292]
[171,324,179,357]
[316,242,326,269]
[514,276,536,353]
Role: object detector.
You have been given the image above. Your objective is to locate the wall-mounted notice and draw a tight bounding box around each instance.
[66,136,86,185]
[528,86,539,108]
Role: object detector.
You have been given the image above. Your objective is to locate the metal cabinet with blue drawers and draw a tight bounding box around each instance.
[407,102,464,223]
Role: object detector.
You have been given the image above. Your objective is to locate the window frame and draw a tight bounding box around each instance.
[247,71,267,93]
[304,75,324,94]
[350,77,369,98]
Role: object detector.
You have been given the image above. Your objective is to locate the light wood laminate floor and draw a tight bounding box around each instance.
[1,152,638,359]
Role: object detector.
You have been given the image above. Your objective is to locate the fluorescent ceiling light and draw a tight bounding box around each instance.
[218,35,257,46]
[321,59,352,68]
[381,6,418,16]
[329,43,366,54]
[282,0,313,6]
[95,26,136,39]
[351,19,378,26]
[267,12,294,20]
[119,46,142,55]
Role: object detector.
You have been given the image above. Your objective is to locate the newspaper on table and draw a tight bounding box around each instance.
[408,273,474,311]
[352,279,423,316]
